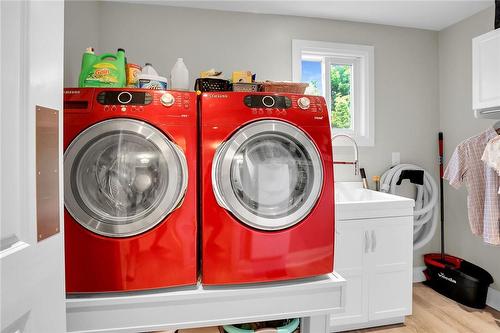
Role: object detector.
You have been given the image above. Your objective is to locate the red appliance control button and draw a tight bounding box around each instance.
[104,106,109,112]
[160,93,175,107]
[111,105,117,112]
[298,97,311,110]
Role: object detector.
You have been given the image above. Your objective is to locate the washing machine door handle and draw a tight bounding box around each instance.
[169,141,189,210]
[212,141,230,210]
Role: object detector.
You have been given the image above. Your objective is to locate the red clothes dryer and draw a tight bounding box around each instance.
[200,92,334,285]
[63,88,197,293]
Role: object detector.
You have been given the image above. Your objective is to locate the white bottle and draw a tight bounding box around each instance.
[170,58,189,90]
[138,63,168,90]
[141,63,159,76]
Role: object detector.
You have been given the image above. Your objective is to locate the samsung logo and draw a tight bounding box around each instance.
[206,94,229,99]
[438,272,456,284]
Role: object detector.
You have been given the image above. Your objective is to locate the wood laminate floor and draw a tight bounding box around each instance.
[350,283,500,333]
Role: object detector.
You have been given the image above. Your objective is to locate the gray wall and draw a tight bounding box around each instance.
[64,1,441,264]
[439,7,499,291]
[64,1,100,86]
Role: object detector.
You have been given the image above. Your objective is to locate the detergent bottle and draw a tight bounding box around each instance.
[137,63,168,90]
[78,48,126,88]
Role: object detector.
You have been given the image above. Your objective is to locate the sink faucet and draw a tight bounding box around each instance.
[332,134,360,176]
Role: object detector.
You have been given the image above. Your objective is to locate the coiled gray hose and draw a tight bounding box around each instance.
[380,164,439,250]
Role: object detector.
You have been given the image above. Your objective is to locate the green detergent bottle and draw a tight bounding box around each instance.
[79,48,126,87]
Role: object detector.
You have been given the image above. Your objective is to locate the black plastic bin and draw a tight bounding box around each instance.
[423,253,494,309]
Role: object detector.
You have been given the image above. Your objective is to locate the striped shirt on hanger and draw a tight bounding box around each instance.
[444,128,500,246]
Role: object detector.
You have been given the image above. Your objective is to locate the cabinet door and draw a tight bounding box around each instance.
[473,29,500,111]
[330,221,369,326]
[368,217,413,321]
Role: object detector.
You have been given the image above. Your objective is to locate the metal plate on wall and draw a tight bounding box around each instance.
[36,106,60,241]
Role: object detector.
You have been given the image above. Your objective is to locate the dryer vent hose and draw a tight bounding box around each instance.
[380,164,439,250]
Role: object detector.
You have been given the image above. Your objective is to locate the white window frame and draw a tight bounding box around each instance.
[292,39,375,146]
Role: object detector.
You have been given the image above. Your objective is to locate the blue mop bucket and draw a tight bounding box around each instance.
[223,318,300,333]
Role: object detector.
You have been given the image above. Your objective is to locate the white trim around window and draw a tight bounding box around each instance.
[292,39,375,146]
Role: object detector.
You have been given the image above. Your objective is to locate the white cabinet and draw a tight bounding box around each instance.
[473,29,500,116]
[331,216,413,332]
[332,220,368,327]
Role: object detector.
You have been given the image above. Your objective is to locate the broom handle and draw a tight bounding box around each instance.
[439,132,445,261]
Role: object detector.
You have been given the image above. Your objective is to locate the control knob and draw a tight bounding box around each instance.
[160,93,175,107]
[117,91,132,104]
[297,97,310,110]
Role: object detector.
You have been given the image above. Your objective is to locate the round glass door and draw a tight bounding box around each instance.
[212,120,323,230]
[64,119,187,237]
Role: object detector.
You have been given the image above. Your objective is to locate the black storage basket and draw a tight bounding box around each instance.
[424,254,494,309]
[194,78,232,92]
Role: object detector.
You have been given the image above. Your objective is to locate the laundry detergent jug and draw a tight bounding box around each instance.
[79,48,126,88]
[137,63,168,90]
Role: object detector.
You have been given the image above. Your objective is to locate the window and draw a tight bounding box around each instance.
[292,40,375,146]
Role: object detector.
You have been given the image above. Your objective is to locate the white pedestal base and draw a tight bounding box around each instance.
[66,273,345,333]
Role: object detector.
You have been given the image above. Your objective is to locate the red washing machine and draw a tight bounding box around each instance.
[200,92,334,285]
[63,88,197,293]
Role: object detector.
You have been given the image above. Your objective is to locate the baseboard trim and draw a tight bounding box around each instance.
[413,266,499,311]
[413,266,426,283]
[486,287,500,311]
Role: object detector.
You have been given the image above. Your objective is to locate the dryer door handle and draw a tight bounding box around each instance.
[211,141,230,210]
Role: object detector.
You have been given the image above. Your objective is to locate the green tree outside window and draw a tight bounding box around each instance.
[330,65,352,129]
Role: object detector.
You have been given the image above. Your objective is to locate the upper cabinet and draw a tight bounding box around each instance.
[473,29,500,117]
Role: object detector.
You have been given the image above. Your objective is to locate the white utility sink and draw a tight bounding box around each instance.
[335,182,415,220]
[332,182,415,332]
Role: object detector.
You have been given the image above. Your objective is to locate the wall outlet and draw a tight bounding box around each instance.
[392,152,400,166]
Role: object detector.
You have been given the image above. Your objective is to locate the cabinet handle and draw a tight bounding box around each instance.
[364,231,370,253]
[371,230,377,252]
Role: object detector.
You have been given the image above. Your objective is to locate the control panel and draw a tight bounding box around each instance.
[94,90,193,113]
[96,91,153,105]
[243,94,325,116]
[244,95,292,109]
